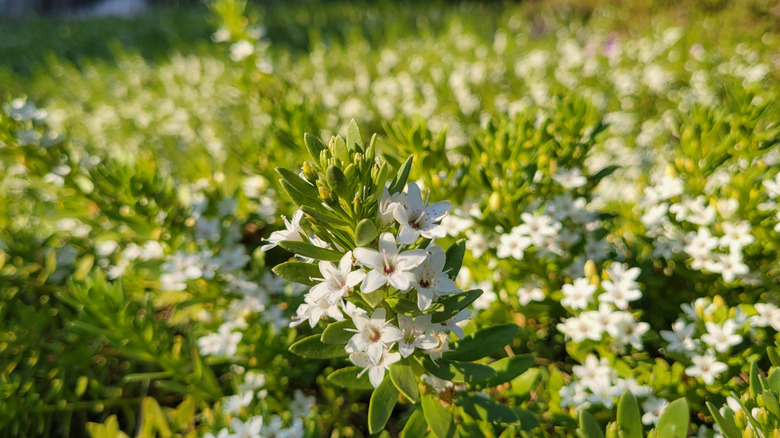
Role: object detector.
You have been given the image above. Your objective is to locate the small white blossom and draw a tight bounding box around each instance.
[353,232,428,293]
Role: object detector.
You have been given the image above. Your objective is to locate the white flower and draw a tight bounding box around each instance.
[707,250,749,283]
[660,319,697,355]
[752,303,780,330]
[229,416,263,438]
[440,309,470,339]
[353,232,428,293]
[289,389,315,419]
[198,324,243,357]
[378,188,406,227]
[290,294,344,328]
[561,278,596,310]
[260,210,305,251]
[397,314,439,357]
[553,167,587,189]
[412,246,459,310]
[606,312,649,350]
[350,350,402,388]
[763,173,780,199]
[686,351,728,385]
[393,182,452,244]
[517,285,545,306]
[308,252,366,305]
[557,315,602,342]
[701,320,743,353]
[599,279,642,310]
[345,308,403,364]
[642,397,670,426]
[497,228,532,260]
[515,212,561,247]
[230,40,255,62]
[719,221,754,250]
[223,391,253,414]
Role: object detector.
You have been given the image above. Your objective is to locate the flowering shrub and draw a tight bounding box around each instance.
[1,0,779,437]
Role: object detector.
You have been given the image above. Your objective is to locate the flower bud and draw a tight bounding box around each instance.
[605,421,619,438]
[734,408,747,429]
[756,407,769,426]
[488,191,501,211]
[302,162,317,183]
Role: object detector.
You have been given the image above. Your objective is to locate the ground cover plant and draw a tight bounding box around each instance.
[0,0,779,436]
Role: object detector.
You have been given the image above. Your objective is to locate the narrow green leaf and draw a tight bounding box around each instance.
[333,135,350,163]
[400,408,428,438]
[706,403,741,438]
[368,376,399,434]
[749,361,761,397]
[616,392,642,438]
[123,371,174,383]
[355,219,378,246]
[321,320,355,345]
[326,367,373,390]
[289,334,348,359]
[421,357,496,382]
[389,362,419,403]
[347,119,363,151]
[272,262,320,286]
[577,411,605,438]
[422,393,456,438]
[277,167,319,199]
[278,241,343,262]
[443,240,466,280]
[482,354,535,387]
[304,133,326,161]
[388,155,414,194]
[589,165,620,185]
[460,394,518,424]
[280,180,318,208]
[301,205,351,227]
[655,398,688,438]
[444,323,519,362]
[431,289,482,323]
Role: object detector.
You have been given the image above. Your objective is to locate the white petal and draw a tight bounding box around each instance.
[346,270,366,287]
[405,183,424,217]
[417,289,434,311]
[368,364,385,388]
[381,325,403,343]
[362,270,387,293]
[425,201,452,220]
[397,225,420,245]
[397,250,428,270]
[353,248,382,269]
[388,272,412,291]
[398,342,415,357]
[367,342,384,365]
[377,232,398,255]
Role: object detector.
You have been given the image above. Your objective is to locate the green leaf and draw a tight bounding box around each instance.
[289,334,348,359]
[444,323,519,362]
[706,403,741,438]
[589,165,620,185]
[388,155,414,194]
[761,390,780,418]
[278,240,343,262]
[280,180,319,209]
[482,354,535,388]
[768,367,780,393]
[389,362,419,403]
[122,371,174,383]
[749,361,762,397]
[368,376,399,434]
[326,165,351,198]
[355,218,378,246]
[277,167,320,199]
[321,319,355,345]
[333,135,350,163]
[347,119,363,151]
[421,357,496,382]
[304,132,326,161]
[655,398,688,438]
[400,408,428,438]
[301,205,351,227]
[577,411,605,438]
[767,347,780,367]
[513,408,540,431]
[326,367,373,390]
[272,261,320,286]
[443,240,466,279]
[422,393,456,438]
[431,289,482,323]
[616,392,642,438]
[460,394,518,424]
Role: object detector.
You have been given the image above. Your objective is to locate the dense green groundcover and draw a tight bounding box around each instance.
[1,0,779,437]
